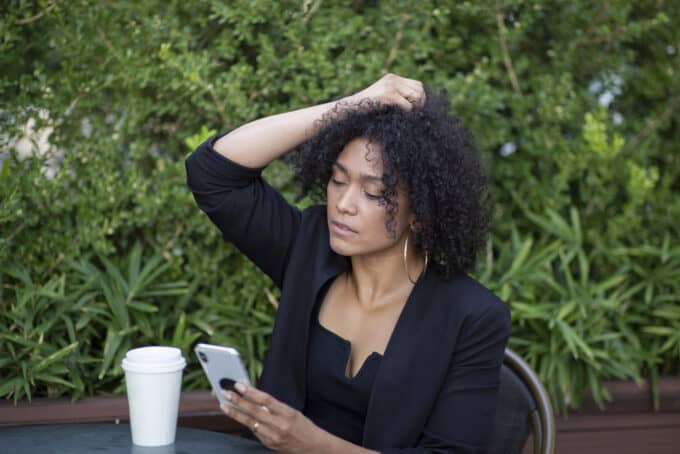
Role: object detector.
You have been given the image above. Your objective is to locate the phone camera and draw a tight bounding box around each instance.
[220,378,236,391]
[198,351,208,363]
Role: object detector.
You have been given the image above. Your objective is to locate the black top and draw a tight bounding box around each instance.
[305,279,382,444]
[185,133,511,453]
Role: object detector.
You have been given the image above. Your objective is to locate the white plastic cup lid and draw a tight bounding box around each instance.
[122,346,186,374]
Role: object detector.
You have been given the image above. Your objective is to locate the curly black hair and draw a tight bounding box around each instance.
[293,91,491,279]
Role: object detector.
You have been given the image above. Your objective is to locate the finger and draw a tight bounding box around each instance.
[384,73,417,86]
[221,403,278,445]
[233,383,283,415]
[224,390,277,425]
[397,98,414,111]
[403,90,421,106]
[401,80,426,105]
[400,86,426,108]
[395,82,421,102]
[401,79,422,95]
[392,94,414,111]
[400,79,424,95]
[400,76,423,87]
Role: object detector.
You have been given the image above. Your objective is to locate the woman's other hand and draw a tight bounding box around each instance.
[348,73,426,111]
[221,383,328,453]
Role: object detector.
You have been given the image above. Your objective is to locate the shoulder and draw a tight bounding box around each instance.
[300,204,327,221]
[429,270,510,330]
[297,204,329,237]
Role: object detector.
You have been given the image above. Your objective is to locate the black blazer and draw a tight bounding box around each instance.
[186,134,511,453]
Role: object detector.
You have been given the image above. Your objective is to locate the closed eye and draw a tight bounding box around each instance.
[331,178,383,201]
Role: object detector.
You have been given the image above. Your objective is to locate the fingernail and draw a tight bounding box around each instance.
[221,404,230,414]
[224,391,233,401]
[235,382,246,393]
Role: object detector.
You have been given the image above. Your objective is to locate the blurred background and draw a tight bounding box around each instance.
[1,1,678,434]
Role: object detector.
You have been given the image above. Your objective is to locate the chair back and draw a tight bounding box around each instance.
[487,348,556,454]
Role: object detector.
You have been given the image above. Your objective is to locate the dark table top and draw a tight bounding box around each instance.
[0,424,273,454]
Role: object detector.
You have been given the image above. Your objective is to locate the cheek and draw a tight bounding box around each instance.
[363,206,393,239]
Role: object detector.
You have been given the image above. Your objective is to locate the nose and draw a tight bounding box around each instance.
[336,184,359,215]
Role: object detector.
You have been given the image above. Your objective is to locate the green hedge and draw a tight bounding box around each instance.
[1,1,678,413]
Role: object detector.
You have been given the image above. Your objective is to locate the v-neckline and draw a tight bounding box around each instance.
[315,311,382,380]
[314,271,421,381]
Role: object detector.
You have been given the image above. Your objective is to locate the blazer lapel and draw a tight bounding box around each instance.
[295,252,350,407]
[362,269,440,448]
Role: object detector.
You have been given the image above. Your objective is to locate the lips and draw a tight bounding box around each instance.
[331,221,357,234]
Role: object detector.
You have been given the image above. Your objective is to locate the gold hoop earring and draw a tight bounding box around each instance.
[403,236,428,285]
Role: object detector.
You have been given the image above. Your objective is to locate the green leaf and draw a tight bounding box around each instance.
[507,237,533,277]
[172,312,187,346]
[99,330,123,380]
[34,374,76,388]
[0,378,21,399]
[127,300,159,313]
[33,342,80,372]
[100,276,129,326]
[1,265,33,286]
[652,306,680,320]
[643,326,674,336]
[593,274,627,294]
[127,242,143,291]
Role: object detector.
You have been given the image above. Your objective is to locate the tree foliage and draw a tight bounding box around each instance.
[1,0,678,413]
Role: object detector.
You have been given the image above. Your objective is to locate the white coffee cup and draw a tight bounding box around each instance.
[122,346,186,446]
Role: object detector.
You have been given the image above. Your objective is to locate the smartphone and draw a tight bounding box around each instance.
[194,343,251,406]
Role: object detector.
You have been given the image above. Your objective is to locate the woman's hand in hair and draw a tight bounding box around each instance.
[348,73,426,111]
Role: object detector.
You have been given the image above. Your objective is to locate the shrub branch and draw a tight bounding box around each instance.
[383,14,411,72]
[495,1,522,95]
[14,2,57,25]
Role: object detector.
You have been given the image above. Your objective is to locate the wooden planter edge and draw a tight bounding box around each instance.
[2,377,680,434]
[0,391,241,434]
[563,376,680,415]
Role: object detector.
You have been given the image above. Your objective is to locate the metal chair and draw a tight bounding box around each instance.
[487,348,556,454]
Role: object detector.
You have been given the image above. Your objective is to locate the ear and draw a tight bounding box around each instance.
[408,215,419,233]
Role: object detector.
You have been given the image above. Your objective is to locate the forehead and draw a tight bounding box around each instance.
[334,137,383,179]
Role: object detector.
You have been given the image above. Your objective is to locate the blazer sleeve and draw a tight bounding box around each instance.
[185,132,301,290]
[382,301,511,454]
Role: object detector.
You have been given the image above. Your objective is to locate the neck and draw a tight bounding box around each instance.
[345,233,425,311]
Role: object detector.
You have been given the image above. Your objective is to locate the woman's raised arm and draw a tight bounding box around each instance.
[213,73,425,169]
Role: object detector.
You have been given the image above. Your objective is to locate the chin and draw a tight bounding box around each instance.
[329,237,354,257]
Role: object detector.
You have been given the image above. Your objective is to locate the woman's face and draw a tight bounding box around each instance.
[326,137,413,257]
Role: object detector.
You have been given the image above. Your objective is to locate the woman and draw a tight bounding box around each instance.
[185,74,510,453]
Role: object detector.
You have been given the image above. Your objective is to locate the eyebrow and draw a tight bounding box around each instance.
[332,162,383,183]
